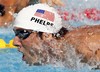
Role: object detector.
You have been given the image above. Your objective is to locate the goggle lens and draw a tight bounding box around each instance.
[13,29,33,40]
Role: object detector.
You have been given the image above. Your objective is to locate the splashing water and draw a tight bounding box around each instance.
[29,35,100,70]
[44,0,100,70]
[29,38,95,70]
[30,0,100,69]
[56,0,100,28]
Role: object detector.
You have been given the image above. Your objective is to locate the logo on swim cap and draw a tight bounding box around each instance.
[34,9,54,22]
[14,3,62,33]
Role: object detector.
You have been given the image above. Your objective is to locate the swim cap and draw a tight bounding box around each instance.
[14,3,62,33]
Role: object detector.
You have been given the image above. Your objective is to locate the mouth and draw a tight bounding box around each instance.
[22,54,25,61]
[18,46,42,66]
[22,54,30,65]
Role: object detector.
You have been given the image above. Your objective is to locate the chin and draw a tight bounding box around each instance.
[26,61,42,66]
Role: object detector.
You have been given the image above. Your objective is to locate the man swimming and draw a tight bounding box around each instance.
[13,3,100,69]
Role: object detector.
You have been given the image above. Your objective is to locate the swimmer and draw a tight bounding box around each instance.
[13,3,100,69]
[13,3,68,66]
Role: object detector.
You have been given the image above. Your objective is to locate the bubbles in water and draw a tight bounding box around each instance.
[32,39,91,70]
[29,33,100,70]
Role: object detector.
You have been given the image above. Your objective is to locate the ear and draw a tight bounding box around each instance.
[42,33,53,40]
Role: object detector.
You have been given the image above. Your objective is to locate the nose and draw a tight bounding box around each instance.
[13,36,21,47]
[13,36,24,52]
[0,4,5,16]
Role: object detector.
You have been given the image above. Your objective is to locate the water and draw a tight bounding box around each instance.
[0,26,14,43]
[57,0,100,28]
[0,27,100,72]
[0,49,100,72]
[0,49,67,72]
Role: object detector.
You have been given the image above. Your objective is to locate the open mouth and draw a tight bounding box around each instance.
[22,54,25,61]
[22,54,30,65]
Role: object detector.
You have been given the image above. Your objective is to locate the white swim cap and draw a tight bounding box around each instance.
[14,3,62,33]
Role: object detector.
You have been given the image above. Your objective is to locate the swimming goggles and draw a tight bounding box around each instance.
[13,29,33,40]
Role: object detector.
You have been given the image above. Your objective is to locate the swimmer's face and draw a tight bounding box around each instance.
[13,27,44,65]
[13,27,65,66]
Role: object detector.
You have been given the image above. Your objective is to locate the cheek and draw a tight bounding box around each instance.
[30,35,41,48]
[21,34,40,52]
[22,40,29,45]
[21,39,33,51]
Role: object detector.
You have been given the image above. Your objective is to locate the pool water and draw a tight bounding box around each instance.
[0,49,67,72]
[0,28,100,72]
[0,48,100,72]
